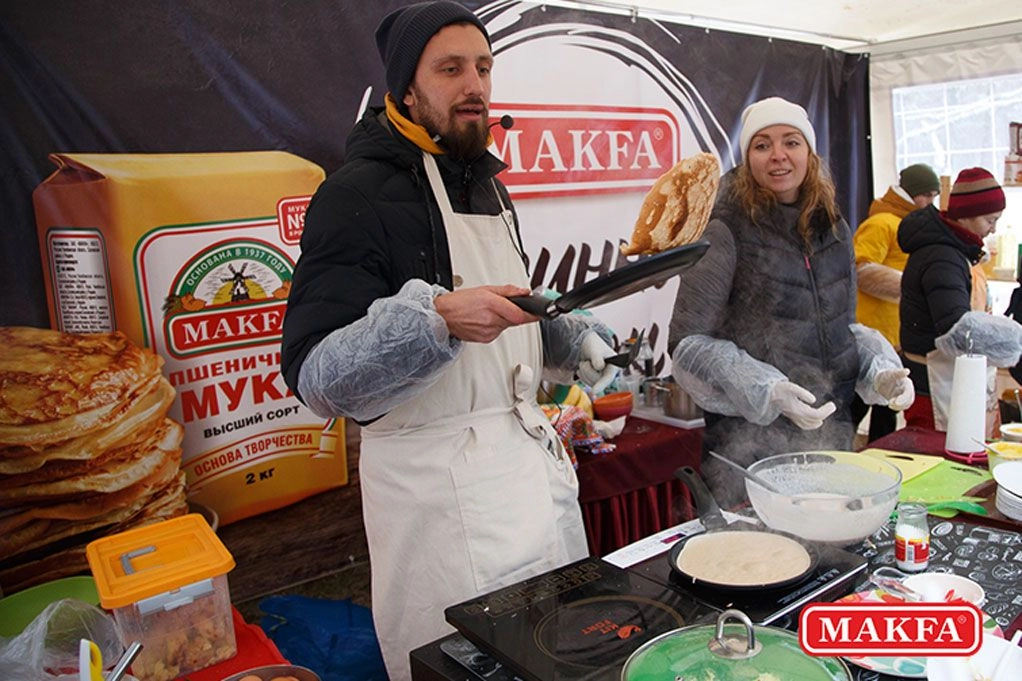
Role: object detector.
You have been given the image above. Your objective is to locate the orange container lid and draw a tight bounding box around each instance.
[86,514,235,609]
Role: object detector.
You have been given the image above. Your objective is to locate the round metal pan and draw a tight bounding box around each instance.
[668,466,819,594]
[508,240,710,318]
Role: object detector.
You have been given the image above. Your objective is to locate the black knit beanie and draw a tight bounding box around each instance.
[375,1,490,103]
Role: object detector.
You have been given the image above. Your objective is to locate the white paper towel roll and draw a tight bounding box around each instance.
[945,354,987,454]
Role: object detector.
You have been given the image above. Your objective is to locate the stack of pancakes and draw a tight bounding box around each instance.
[0,327,188,594]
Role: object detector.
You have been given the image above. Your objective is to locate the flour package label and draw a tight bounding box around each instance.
[33,152,346,525]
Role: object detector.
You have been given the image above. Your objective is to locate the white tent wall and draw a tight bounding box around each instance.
[869,34,1022,196]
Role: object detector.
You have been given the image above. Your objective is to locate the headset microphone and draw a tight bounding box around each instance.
[489,114,515,130]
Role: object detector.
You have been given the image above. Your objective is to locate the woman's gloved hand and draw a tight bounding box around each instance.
[577,332,621,394]
[769,380,836,430]
[874,367,915,411]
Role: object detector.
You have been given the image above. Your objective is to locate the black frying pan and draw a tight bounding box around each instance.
[508,240,710,318]
[667,466,819,594]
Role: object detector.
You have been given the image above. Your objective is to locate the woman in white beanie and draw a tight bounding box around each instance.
[667,96,913,508]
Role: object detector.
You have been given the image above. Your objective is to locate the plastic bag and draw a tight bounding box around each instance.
[259,595,387,681]
[0,599,123,680]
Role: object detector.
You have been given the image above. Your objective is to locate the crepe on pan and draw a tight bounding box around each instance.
[0,377,175,474]
[0,327,164,447]
[620,152,721,255]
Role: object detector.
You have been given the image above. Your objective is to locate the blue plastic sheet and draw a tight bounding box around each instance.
[259,595,387,681]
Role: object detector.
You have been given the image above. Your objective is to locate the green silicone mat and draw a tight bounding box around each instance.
[898,459,992,504]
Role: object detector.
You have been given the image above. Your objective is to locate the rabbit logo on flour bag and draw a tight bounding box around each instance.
[34,152,346,525]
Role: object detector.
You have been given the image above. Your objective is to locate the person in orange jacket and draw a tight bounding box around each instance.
[851,163,940,442]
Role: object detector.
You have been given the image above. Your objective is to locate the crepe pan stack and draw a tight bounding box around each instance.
[0,327,188,594]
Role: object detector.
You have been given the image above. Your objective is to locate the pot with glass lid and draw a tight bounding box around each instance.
[622,609,851,681]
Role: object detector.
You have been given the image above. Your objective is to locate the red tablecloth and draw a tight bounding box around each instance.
[575,416,702,556]
[867,424,948,455]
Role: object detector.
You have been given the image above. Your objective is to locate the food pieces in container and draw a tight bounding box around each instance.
[86,514,236,681]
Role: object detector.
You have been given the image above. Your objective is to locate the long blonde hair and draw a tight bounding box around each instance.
[732,151,840,250]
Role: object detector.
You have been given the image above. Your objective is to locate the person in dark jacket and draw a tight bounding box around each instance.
[667,96,913,508]
[899,167,1020,432]
[280,4,619,679]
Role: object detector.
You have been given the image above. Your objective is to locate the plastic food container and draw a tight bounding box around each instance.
[86,514,237,681]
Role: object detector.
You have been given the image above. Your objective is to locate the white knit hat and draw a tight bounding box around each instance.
[739,96,817,162]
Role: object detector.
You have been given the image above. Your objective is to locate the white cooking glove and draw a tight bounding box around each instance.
[874,367,915,411]
[769,380,836,430]
[577,331,621,394]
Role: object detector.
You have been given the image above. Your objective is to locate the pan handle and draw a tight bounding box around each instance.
[673,466,728,531]
[507,294,557,318]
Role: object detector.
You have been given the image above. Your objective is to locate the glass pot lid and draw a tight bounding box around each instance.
[622,609,850,681]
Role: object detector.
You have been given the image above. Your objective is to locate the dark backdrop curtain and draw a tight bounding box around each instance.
[0,1,870,328]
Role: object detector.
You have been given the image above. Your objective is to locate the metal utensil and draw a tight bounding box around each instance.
[707,450,784,494]
[972,437,1002,457]
[606,328,644,368]
[1015,388,1022,418]
[107,642,142,681]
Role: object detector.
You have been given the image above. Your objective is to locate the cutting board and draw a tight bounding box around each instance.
[899,459,992,503]
[861,449,945,483]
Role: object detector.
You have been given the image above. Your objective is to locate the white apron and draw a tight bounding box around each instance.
[359,152,587,681]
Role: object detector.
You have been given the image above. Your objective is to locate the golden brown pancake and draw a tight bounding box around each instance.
[621,152,721,255]
[0,474,188,593]
[0,327,164,447]
[0,378,175,474]
[0,470,186,558]
[0,442,183,536]
[0,419,183,506]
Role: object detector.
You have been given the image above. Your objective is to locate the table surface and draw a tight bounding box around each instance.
[410,424,1022,681]
[575,415,702,503]
[869,426,1022,532]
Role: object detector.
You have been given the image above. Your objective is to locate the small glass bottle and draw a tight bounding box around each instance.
[636,337,654,378]
[894,502,930,572]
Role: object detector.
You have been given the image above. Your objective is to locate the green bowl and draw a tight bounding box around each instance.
[0,575,100,637]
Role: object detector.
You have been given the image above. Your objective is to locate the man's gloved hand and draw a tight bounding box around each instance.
[874,367,915,411]
[769,380,836,430]
[577,332,621,394]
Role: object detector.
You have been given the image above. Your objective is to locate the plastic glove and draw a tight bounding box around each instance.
[934,311,1022,367]
[577,332,620,394]
[769,380,836,430]
[874,367,915,411]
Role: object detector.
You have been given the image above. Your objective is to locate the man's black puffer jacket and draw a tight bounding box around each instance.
[281,107,517,396]
[898,205,982,356]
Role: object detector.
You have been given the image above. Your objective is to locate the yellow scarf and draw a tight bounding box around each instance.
[386,94,444,155]
[384,93,495,156]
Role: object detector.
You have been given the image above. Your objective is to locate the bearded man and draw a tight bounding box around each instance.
[280,3,620,679]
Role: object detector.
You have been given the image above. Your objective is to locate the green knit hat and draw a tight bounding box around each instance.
[899,163,940,198]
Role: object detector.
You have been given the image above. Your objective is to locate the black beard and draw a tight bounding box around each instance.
[439,121,488,161]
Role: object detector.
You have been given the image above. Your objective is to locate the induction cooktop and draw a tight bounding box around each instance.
[444,558,719,681]
[444,540,867,681]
